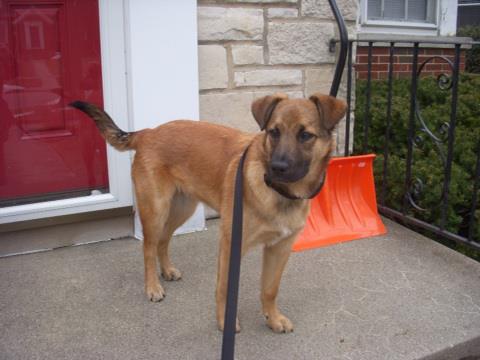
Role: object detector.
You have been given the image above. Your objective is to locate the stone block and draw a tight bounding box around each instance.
[305,65,335,96]
[198,45,228,90]
[335,114,354,156]
[305,66,351,99]
[301,0,358,21]
[234,69,302,87]
[268,22,335,64]
[267,8,298,18]
[198,7,263,41]
[232,45,264,65]
[200,90,303,133]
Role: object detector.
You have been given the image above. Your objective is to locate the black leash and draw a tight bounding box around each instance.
[221,146,249,360]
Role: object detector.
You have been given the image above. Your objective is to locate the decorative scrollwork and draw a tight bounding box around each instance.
[407,177,426,211]
[438,122,450,141]
[437,73,453,90]
[413,134,424,147]
[406,56,454,212]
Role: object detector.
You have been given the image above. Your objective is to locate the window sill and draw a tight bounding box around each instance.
[363,20,437,30]
[359,25,438,37]
[356,33,475,49]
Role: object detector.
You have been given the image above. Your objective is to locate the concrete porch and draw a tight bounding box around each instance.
[1,218,479,360]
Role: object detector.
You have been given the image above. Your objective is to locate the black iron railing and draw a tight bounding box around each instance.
[340,37,480,252]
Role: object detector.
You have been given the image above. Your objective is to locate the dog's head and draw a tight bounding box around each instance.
[252,93,346,197]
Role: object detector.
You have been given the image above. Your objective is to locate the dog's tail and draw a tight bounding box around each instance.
[70,101,136,151]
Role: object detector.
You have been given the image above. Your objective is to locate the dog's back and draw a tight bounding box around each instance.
[132,120,254,208]
[71,101,254,208]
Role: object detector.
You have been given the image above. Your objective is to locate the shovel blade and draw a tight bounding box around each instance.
[293,154,387,252]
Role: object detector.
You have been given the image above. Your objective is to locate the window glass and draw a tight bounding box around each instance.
[408,0,428,21]
[367,0,435,23]
[384,0,405,20]
[367,0,382,18]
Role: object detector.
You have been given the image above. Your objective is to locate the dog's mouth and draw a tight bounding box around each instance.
[264,166,308,184]
[265,159,310,184]
[264,170,327,200]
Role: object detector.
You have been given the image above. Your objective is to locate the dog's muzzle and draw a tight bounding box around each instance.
[267,159,309,183]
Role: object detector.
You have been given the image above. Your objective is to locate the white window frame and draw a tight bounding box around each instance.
[0,0,133,224]
[359,0,457,36]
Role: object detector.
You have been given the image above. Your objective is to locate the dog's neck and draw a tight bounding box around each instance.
[263,172,326,201]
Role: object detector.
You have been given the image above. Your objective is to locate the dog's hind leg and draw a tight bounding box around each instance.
[158,192,198,281]
[135,174,175,302]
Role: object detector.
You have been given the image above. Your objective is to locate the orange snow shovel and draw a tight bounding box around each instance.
[293,154,387,252]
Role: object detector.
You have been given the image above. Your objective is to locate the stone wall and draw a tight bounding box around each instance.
[197,0,357,138]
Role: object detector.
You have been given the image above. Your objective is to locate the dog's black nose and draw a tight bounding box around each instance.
[271,160,289,174]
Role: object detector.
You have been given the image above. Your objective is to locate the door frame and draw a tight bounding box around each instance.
[0,0,133,224]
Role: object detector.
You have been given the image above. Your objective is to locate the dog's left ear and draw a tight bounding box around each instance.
[251,93,288,130]
[309,93,347,132]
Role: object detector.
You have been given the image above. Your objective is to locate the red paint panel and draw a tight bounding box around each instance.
[0,0,109,205]
[12,5,66,133]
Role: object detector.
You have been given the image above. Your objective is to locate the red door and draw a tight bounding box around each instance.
[0,0,108,206]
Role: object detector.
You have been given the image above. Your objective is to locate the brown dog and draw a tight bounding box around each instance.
[71,93,346,333]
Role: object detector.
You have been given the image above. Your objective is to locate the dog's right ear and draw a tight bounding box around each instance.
[251,93,288,130]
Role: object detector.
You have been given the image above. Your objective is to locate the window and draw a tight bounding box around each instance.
[367,0,437,24]
[360,0,458,36]
[457,0,480,28]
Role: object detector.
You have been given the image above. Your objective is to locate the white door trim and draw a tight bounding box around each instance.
[0,0,133,224]
[125,0,205,237]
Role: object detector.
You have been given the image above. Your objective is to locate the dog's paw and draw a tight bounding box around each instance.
[217,317,241,333]
[161,267,182,281]
[265,313,293,334]
[146,283,166,302]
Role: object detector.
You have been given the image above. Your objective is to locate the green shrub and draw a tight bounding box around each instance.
[354,74,480,258]
[458,26,480,73]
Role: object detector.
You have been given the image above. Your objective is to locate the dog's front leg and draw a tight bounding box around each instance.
[215,222,241,333]
[261,236,296,333]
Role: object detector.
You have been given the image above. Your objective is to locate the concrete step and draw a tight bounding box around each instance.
[0,218,479,359]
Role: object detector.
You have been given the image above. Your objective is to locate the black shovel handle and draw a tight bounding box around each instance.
[328,0,349,98]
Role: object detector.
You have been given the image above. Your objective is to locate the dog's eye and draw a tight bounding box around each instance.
[298,130,315,142]
[267,128,280,139]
